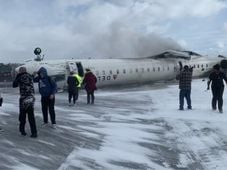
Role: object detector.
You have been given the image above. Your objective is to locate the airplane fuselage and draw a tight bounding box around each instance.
[19,56,221,88]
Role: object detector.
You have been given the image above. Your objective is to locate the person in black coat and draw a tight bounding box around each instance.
[13,67,37,138]
[67,71,79,105]
[207,64,227,113]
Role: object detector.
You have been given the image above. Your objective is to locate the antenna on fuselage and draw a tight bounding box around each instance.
[34,47,44,61]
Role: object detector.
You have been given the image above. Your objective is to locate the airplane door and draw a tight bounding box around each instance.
[67,62,84,77]
[76,62,84,77]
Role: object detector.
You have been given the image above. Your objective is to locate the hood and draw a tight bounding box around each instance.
[38,67,48,77]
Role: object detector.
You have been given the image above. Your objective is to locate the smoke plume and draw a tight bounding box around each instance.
[92,26,183,59]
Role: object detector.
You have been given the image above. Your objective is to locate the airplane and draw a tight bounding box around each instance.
[15,48,227,89]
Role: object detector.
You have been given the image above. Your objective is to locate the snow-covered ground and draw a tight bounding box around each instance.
[1,79,227,170]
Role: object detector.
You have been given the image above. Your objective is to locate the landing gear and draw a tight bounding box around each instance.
[34,47,44,61]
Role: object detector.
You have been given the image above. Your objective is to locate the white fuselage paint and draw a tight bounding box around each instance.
[17,56,222,88]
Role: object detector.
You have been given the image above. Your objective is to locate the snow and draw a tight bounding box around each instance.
[1,79,227,169]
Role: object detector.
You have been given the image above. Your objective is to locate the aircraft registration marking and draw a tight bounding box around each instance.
[97,75,117,81]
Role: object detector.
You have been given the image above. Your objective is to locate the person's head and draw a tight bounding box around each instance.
[213,64,220,71]
[38,67,48,78]
[19,67,27,73]
[184,65,189,71]
[70,71,74,75]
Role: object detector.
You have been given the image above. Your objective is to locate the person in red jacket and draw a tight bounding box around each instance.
[83,68,97,104]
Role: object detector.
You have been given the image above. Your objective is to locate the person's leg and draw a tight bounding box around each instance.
[68,91,72,104]
[19,98,26,135]
[91,91,95,104]
[179,89,185,110]
[75,88,79,101]
[41,97,49,123]
[217,87,224,112]
[87,91,90,104]
[48,97,56,124]
[73,88,79,104]
[27,105,37,136]
[72,91,76,104]
[185,90,192,109]
[19,110,27,135]
[211,87,218,110]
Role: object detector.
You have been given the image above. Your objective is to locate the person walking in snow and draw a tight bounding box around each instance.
[207,64,227,113]
[33,67,57,128]
[176,65,193,110]
[13,67,37,138]
[83,68,97,104]
[67,71,79,105]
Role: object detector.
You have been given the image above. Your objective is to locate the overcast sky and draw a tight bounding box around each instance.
[0,0,226,62]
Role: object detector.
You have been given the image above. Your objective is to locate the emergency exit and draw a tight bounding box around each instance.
[67,62,84,77]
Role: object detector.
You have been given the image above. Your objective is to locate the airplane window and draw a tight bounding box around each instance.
[116,69,119,74]
[123,69,126,74]
[96,71,99,76]
[153,67,155,72]
[206,64,208,67]
[201,64,203,68]
[102,70,105,75]
[109,70,112,74]
[136,68,138,73]
[193,65,195,68]
[141,68,144,73]
[197,65,199,68]
[158,67,160,72]
[147,68,150,72]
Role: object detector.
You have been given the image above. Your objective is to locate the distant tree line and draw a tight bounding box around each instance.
[0,63,22,82]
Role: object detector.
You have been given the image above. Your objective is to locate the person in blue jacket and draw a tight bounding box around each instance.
[34,67,57,128]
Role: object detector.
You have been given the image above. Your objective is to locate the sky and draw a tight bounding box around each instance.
[0,0,227,62]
